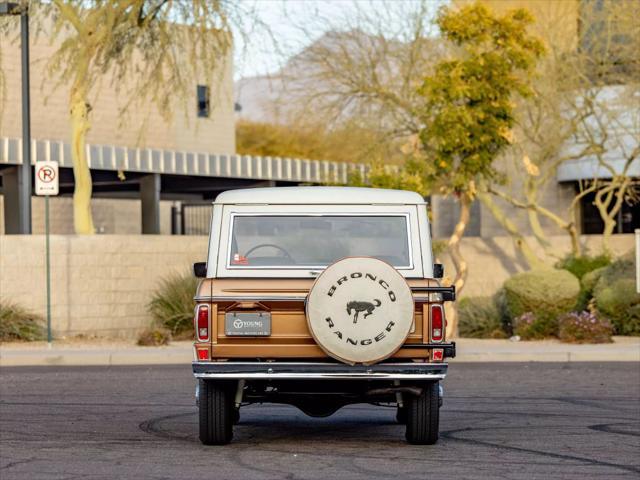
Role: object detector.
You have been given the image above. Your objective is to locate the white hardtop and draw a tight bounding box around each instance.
[215,186,425,205]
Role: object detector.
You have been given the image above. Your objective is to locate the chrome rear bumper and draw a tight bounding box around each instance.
[192,361,447,380]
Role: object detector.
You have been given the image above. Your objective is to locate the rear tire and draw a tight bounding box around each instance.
[199,380,234,445]
[405,381,439,445]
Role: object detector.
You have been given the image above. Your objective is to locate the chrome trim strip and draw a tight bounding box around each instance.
[194,295,306,302]
[194,372,446,380]
[194,361,445,367]
[194,293,436,303]
[192,361,448,380]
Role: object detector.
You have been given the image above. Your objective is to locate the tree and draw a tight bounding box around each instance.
[277,0,444,138]
[236,119,407,165]
[482,0,639,257]
[275,1,543,336]
[49,0,245,234]
[0,1,258,233]
[416,2,545,311]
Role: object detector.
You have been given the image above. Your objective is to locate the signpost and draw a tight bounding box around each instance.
[35,161,59,346]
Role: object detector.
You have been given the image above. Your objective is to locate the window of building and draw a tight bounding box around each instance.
[197,85,210,118]
[580,191,640,234]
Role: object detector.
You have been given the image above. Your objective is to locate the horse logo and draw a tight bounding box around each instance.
[346,299,382,324]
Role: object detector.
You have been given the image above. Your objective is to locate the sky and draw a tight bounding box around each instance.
[233,0,445,80]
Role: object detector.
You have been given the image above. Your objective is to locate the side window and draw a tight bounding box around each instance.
[197,85,210,118]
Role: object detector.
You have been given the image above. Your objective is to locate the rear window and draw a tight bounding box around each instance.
[228,215,411,269]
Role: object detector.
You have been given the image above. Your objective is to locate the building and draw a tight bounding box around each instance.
[0,12,233,234]
[0,14,369,236]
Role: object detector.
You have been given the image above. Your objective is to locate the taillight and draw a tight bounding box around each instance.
[431,304,444,342]
[196,304,209,341]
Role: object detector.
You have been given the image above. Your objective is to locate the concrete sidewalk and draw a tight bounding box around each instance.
[1,337,638,367]
[453,337,640,362]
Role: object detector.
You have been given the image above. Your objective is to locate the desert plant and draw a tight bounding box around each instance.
[503,269,581,333]
[556,253,611,280]
[558,311,613,344]
[458,296,507,339]
[137,327,172,347]
[147,272,198,338]
[512,311,557,340]
[493,287,513,336]
[575,265,608,310]
[592,253,640,335]
[0,301,44,342]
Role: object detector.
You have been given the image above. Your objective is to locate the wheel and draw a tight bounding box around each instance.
[232,408,240,425]
[405,381,439,445]
[396,406,407,424]
[199,380,234,445]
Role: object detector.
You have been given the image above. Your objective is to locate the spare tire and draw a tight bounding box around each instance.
[306,257,414,365]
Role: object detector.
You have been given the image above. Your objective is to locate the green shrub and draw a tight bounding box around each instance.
[458,296,507,338]
[147,272,198,338]
[595,278,640,335]
[137,327,172,346]
[513,311,558,339]
[503,269,580,336]
[592,253,640,335]
[493,287,513,335]
[0,301,44,342]
[558,310,613,344]
[556,253,611,280]
[577,266,607,310]
[493,287,513,337]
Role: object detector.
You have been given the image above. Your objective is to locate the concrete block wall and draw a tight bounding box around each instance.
[0,234,634,339]
[0,235,208,338]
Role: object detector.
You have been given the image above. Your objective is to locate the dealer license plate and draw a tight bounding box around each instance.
[225,312,271,336]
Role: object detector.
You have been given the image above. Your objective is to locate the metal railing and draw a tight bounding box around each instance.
[0,137,370,184]
[171,202,213,236]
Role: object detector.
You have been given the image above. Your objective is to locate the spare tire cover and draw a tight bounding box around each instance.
[306,257,414,365]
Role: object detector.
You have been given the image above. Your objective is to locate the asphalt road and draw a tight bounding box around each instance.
[1,363,639,480]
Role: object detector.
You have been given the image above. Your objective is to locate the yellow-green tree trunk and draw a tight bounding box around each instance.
[70,83,95,234]
[478,192,544,269]
[445,194,471,338]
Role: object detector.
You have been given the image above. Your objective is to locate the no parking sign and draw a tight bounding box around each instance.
[35,161,59,196]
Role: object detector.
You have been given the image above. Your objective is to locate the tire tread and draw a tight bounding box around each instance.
[405,381,439,445]
[199,380,233,445]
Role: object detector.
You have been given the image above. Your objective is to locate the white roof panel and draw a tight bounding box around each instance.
[215,186,425,205]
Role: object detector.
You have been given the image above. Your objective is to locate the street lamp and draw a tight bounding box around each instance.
[0,1,31,234]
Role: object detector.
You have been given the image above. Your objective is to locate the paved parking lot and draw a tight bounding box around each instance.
[1,363,639,479]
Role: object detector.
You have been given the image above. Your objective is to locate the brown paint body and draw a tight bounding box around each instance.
[194,277,440,360]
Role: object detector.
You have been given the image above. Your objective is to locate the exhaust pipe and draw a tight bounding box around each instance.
[365,386,423,397]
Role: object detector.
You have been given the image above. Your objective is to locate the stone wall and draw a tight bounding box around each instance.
[0,234,634,339]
